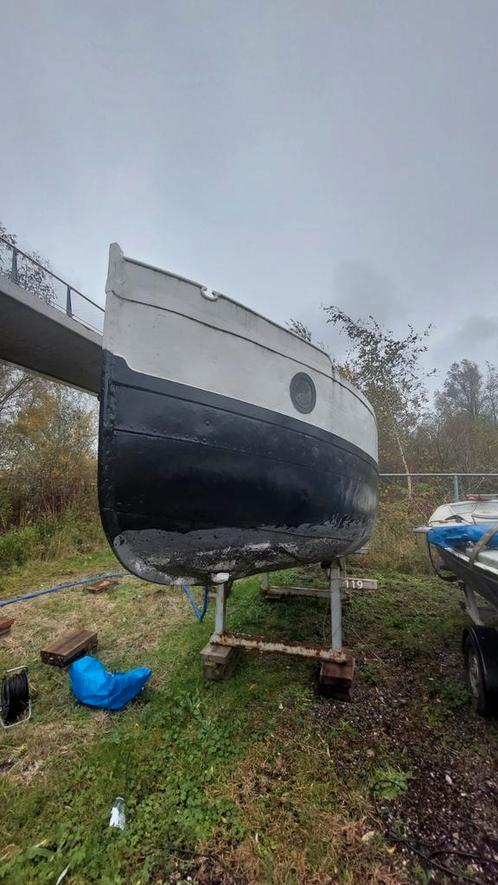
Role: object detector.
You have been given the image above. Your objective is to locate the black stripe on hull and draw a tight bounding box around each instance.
[438,549,498,611]
[99,352,378,583]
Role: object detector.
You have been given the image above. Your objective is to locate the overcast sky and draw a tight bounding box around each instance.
[2,1,498,383]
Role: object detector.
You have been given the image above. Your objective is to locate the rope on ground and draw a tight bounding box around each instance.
[181,585,210,623]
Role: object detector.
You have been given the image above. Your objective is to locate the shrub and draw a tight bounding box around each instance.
[0,524,41,569]
[0,513,106,571]
[360,486,441,574]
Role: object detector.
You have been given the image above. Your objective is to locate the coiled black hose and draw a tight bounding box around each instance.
[1,669,30,726]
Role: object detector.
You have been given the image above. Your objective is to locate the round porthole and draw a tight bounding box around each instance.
[290,372,316,414]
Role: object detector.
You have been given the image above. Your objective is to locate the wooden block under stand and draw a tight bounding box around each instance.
[261,576,378,601]
[200,641,240,681]
[41,629,98,667]
[0,618,14,637]
[319,650,355,701]
[84,579,120,594]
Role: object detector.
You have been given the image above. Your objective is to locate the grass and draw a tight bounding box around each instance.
[0,553,497,883]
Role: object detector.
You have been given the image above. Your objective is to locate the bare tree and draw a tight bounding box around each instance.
[287,318,313,343]
[323,308,434,496]
[484,362,498,424]
[435,359,485,419]
[0,221,55,304]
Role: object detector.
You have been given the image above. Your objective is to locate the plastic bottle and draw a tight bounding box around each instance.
[109,796,126,830]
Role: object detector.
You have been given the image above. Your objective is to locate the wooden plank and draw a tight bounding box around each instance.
[262,576,378,600]
[200,641,239,681]
[263,584,329,599]
[84,578,119,594]
[41,629,97,667]
[319,652,356,700]
[0,618,14,637]
[342,577,378,591]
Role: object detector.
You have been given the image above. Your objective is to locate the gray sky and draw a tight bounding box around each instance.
[2,0,498,383]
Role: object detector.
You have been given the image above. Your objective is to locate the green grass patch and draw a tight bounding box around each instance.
[0,556,495,883]
[371,765,413,801]
[0,512,106,574]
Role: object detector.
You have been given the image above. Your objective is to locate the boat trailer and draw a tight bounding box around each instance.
[421,522,498,716]
[201,560,377,699]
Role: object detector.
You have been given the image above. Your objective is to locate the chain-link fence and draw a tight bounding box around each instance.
[0,236,104,334]
[367,473,498,572]
[380,473,498,502]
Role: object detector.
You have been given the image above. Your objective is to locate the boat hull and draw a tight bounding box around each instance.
[436,548,498,612]
[99,352,378,584]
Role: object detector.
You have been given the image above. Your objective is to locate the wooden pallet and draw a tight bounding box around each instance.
[0,618,14,637]
[41,629,98,667]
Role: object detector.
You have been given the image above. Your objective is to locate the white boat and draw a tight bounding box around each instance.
[428,496,498,527]
[98,245,378,585]
[417,496,498,715]
[422,496,498,612]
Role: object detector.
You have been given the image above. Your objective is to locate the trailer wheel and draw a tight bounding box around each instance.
[463,628,498,717]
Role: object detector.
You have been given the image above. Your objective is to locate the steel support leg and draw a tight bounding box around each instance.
[214,582,227,634]
[329,562,343,651]
[320,559,354,699]
[201,579,239,680]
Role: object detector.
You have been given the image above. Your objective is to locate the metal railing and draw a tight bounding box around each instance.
[0,235,104,334]
[380,473,498,501]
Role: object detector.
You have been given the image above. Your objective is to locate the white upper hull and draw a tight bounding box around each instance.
[105,244,377,462]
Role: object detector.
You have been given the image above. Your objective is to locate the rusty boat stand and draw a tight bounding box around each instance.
[200,561,375,699]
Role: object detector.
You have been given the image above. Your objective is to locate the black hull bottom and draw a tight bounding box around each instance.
[438,549,498,612]
[99,353,378,584]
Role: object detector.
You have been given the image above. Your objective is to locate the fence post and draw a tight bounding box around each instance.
[453,474,460,501]
[66,286,73,318]
[11,247,18,284]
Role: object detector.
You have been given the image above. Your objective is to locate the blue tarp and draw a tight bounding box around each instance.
[427,523,498,551]
[69,656,152,711]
